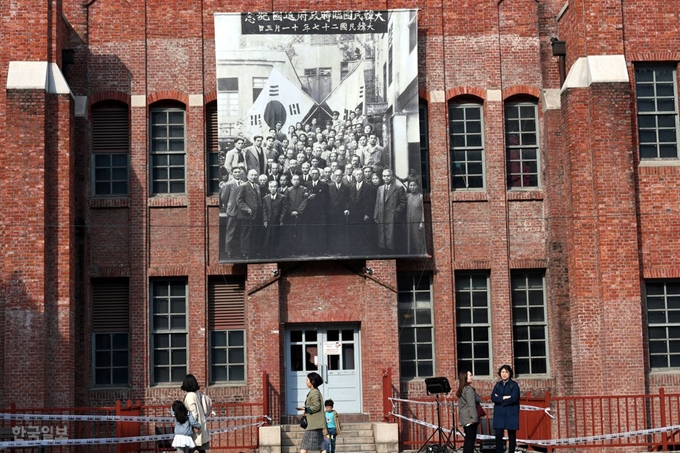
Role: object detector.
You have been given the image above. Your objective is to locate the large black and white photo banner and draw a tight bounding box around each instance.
[215,10,425,263]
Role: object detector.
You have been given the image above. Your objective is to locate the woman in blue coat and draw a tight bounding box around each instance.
[491,364,520,453]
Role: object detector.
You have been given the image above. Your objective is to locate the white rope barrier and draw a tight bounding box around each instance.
[0,412,271,423]
[0,421,265,450]
[389,397,554,418]
[388,396,680,446]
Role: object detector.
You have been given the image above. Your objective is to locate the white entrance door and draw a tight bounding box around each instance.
[285,326,362,414]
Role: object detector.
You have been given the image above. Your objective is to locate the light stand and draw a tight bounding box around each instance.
[418,377,455,453]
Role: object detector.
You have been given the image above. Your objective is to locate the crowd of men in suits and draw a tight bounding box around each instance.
[219,108,418,261]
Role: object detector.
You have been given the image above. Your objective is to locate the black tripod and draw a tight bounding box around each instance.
[418,377,455,453]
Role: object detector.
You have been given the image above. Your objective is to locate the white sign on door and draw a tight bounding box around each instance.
[323,341,342,355]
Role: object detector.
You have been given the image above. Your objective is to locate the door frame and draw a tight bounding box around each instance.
[284,324,363,414]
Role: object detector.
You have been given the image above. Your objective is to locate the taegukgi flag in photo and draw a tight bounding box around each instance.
[322,60,366,121]
[241,66,317,138]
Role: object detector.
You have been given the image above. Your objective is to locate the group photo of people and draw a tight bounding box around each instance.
[218,111,427,262]
[215,11,424,263]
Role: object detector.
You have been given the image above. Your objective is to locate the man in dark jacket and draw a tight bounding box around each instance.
[373,169,407,254]
[328,169,350,255]
[304,168,329,255]
[236,169,261,259]
[262,180,288,257]
[221,166,244,258]
[283,174,309,257]
[348,169,377,255]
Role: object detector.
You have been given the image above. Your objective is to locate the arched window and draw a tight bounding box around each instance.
[505,99,540,188]
[448,99,485,190]
[150,101,186,195]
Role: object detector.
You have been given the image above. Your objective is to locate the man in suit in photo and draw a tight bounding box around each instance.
[236,169,262,259]
[222,166,245,258]
[348,168,377,255]
[304,167,329,255]
[311,143,327,169]
[285,158,302,179]
[244,135,266,176]
[321,167,333,184]
[328,169,351,255]
[262,180,288,257]
[342,163,355,186]
[300,162,312,185]
[278,173,291,193]
[268,162,282,184]
[258,174,270,201]
[374,169,407,254]
[217,168,230,256]
[356,135,369,166]
[283,174,309,257]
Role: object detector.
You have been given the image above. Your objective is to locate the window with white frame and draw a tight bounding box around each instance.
[92,101,129,196]
[92,278,129,386]
[646,280,680,369]
[505,101,540,188]
[217,77,239,117]
[150,104,186,195]
[208,277,246,383]
[151,279,188,384]
[635,64,679,159]
[512,271,548,375]
[449,101,485,190]
[455,272,491,376]
[398,273,434,379]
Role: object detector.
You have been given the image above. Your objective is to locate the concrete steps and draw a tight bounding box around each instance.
[281,422,377,453]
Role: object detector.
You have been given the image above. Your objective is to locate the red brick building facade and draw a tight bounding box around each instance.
[2,0,680,423]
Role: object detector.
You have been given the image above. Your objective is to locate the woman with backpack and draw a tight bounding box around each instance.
[181,374,211,451]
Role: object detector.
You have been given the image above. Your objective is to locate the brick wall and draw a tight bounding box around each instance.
[3,0,680,416]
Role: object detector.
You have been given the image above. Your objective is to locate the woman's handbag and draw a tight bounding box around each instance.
[299,415,308,429]
[476,403,486,418]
